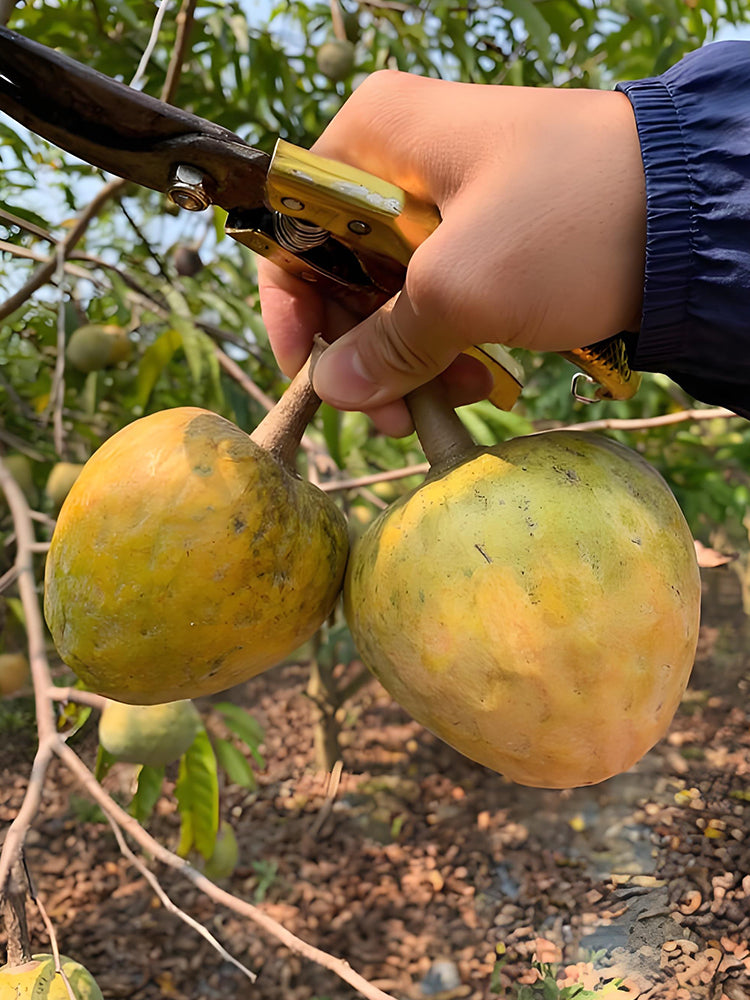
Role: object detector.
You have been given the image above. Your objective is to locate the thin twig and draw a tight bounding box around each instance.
[0,566,18,593]
[28,890,78,1000]
[330,0,347,39]
[130,0,173,89]
[310,759,344,838]
[564,406,737,432]
[0,209,55,243]
[54,740,400,1000]
[0,178,128,323]
[162,0,198,102]
[105,814,257,983]
[48,688,108,713]
[320,461,429,493]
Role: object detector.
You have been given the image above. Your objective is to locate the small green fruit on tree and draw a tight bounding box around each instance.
[0,652,30,697]
[202,820,239,880]
[316,39,355,81]
[46,463,85,512]
[0,954,103,1000]
[98,699,202,767]
[66,324,132,373]
[1,454,36,504]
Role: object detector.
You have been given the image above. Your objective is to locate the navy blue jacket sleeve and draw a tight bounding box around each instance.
[616,42,750,419]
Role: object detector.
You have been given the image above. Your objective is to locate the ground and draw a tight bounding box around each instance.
[1,565,749,1000]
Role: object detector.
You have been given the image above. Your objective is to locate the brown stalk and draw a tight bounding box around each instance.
[405,379,476,474]
[250,344,326,468]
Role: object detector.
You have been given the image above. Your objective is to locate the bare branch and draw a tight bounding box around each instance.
[105,815,257,983]
[2,859,31,965]
[55,739,401,1000]
[0,178,128,323]
[130,0,173,89]
[162,0,198,102]
[0,209,55,243]
[48,245,68,454]
[48,687,108,712]
[320,461,429,493]
[564,406,738,432]
[28,889,78,1000]
[0,0,16,28]
[330,0,347,39]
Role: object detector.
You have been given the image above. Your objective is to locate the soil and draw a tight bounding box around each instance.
[2,565,750,1000]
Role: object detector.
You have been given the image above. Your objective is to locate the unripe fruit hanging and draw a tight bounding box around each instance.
[316,39,355,81]
[345,384,701,789]
[45,462,85,512]
[66,324,131,372]
[0,652,30,697]
[98,699,202,766]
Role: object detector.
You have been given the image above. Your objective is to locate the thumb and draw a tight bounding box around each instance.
[312,289,457,411]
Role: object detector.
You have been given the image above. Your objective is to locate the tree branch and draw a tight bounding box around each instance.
[162,0,198,102]
[564,406,737,432]
[0,178,127,323]
[105,815,257,984]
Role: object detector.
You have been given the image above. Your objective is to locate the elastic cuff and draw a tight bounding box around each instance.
[616,76,693,370]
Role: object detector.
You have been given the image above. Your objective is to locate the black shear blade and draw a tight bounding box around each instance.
[0,26,270,210]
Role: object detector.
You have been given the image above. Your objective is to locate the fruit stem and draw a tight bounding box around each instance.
[406,380,477,473]
[250,346,323,468]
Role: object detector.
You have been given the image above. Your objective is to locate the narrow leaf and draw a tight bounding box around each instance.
[175,730,219,860]
[130,764,165,823]
[215,702,265,752]
[214,737,256,789]
[133,328,182,411]
[503,0,552,60]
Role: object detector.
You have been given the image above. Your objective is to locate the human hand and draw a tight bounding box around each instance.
[258,71,646,435]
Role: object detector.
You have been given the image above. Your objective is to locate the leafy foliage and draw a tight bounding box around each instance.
[2,0,749,558]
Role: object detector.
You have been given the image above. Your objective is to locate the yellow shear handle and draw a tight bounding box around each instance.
[265,139,638,409]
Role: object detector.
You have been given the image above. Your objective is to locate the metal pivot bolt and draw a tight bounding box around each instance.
[166,164,213,211]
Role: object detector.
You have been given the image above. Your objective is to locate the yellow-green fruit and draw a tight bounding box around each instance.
[203,820,239,880]
[44,407,348,703]
[0,954,103,1000]
[345,431,701,789]
[46,462,85,511]
[316,39,355,81]
[0,652,30,697]
[99,698,202,766]
[2,454,35,502]
[66,323,131,372]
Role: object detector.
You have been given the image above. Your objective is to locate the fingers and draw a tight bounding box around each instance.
[257,258,359,377]
[362,355,495,438]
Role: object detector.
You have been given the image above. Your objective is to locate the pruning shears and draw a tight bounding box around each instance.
[0,26,640,410]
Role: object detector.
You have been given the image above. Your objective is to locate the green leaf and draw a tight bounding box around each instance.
[130,764,165,823]
[175,730,220,860]
[214,736,257,789]
[502,0,552,60]
[321,402,343,468]
[215,702,265,766]
[133,328,182,411]
[94,744,117,783]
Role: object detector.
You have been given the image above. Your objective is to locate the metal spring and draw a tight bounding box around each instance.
[273,212,330,252]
